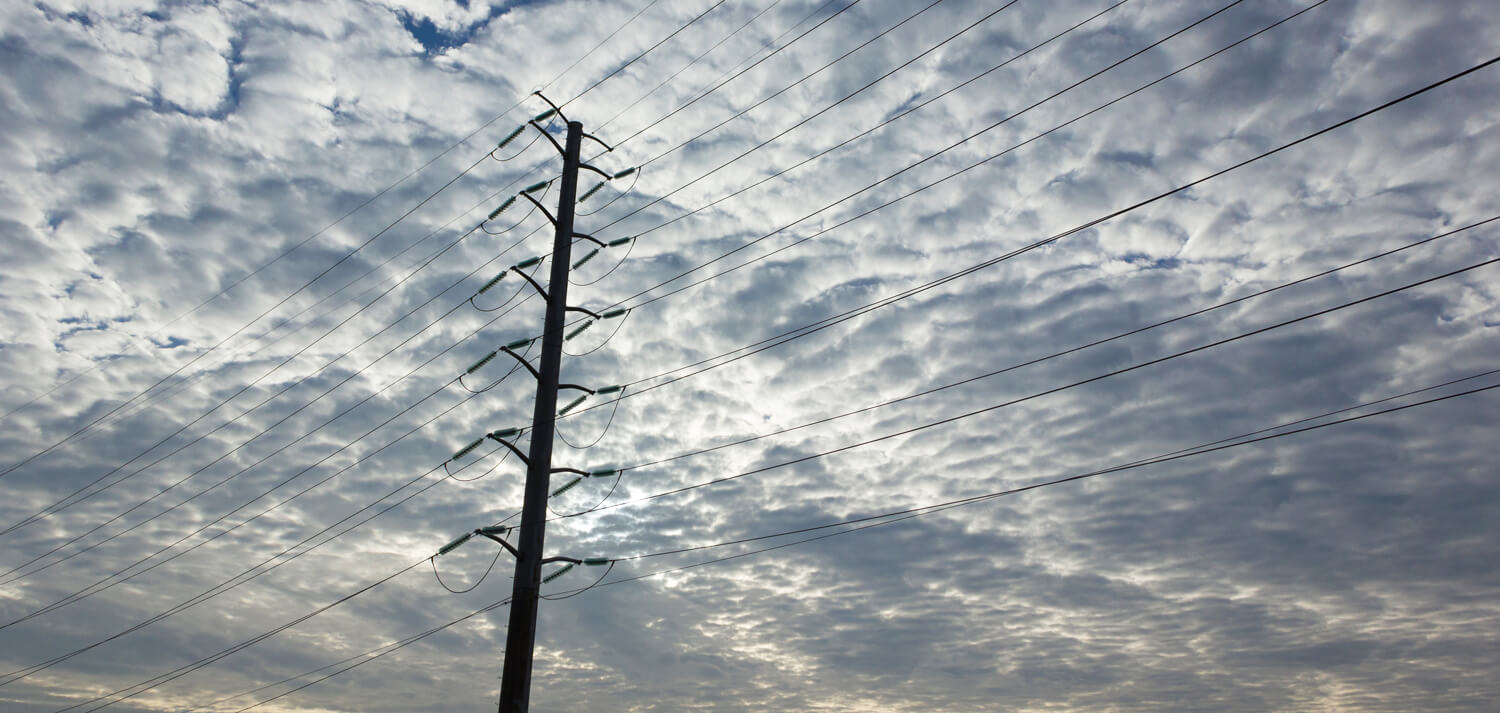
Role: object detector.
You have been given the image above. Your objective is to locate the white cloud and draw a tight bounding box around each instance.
[1,0,1498,711]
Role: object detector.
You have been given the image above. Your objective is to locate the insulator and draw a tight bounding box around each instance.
[515,256,542,269]
[578,182,605,203]
[558,394,587,416]
[600,308,627,319]
[477,271,506,294]
[613,167,637,179]
[582,557,611,566]
[477,525,509,537]
[607,236,632,247]
[487,196,516,220]
[594,384,623,395]
[550,476,583,497]
[438,532,472,556]
[572,249,599,269]
[504,337,534,351]
[491,426,522,439]
[542,563,575,583]
[523,180,549,194]
[466,351,497,374]
[588,467,619,478]
[497,125,525,149]
[564,321,593,341]
[533,108,556,122]
[452,437,484,460]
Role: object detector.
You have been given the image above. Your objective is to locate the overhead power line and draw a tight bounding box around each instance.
[24,205,1476,676]
[0,0,721,478]
[559,255,1500,519]
[91,374,1500,713]
[561,31,1484,418]
[605,217,1499,475]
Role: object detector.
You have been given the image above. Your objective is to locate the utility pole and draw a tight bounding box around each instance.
[498,119,583,713]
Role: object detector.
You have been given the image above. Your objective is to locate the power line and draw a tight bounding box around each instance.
[591,0,1282,314]
[559,255,1500,519]
[0,0,720,479]
[631,0,1004,171]
[606,217,1499,475]
[148,374,1500,713]
[608,0,865,146]
[558,9,1456,419]
[0,0,669,428]
[595,0,791,131]
[0,416,520,683]
[589,0,1137,237]
[26,13,1471,617]
[559,0,735,107]
[5,0,1050,559]
[21,30,1484,635]
[0,217,543,539]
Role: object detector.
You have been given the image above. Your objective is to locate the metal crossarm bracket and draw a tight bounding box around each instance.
[485,433,531,466]
[578,162,612,180]
[498,346,542,381]
[478,530,522,560]
[571,232,605,247]
[583,133,612,152]
[520,191,558,227]
[510,265,549,301]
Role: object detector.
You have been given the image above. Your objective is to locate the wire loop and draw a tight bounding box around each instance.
[557,385,626,449]
[571,236,637,287]
[542,560,615,600]
[577,165,644,217]
[561,309,632,357]
[457,337,536,394]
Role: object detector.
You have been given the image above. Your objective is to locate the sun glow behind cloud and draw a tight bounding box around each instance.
[0,1,1498,712]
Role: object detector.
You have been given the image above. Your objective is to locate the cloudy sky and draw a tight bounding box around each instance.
[1,0,1498,711]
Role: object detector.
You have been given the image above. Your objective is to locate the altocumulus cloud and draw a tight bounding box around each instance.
[0,0,1498,712]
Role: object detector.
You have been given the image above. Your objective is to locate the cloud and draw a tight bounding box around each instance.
[0,0,1498,712]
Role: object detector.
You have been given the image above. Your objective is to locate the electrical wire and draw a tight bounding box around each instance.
[561,308,634,357]
[576,164,643,217]
[632,0,997,171]
[610,381,1500,562]
[0,419,516,686]
[432,545,506,594]
[595,0,789,130]
[599,216,1500,473]
[557,384,627,450]
[161,375,1500,712]
[14,0,1452,615]
[0,0,725,478]
[558,255,1500,520]
[0,228,538,580]
[591,0,1266,316]
[558,0,735,108]
[548,471,626,520]
[0,212,545,539]
[0,285,542,617]
[0,0,669,427]
[570,232,638,287]
[559,1,1441,422]
[0,0,870,624]
[609,0,865,147]
[588,0,1131,238]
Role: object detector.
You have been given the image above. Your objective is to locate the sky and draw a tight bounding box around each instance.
[0,0,1498,711]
